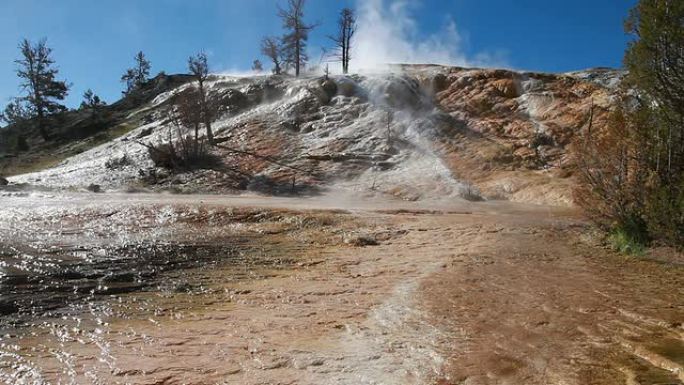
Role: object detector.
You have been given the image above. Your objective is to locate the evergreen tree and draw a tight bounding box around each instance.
[14,38,69,140]
[0,99,31,127]
[80,89,106,109]
[278,0,315,77]
[121,51,151,94]
[574,0,684,248]
[623,0,684,246]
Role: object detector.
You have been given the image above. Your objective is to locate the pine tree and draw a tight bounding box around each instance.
[624,0,684,246]
[14,38,69,140]
[278,0,315,77]
[121,69,136,95]
[121,51,151,94]
[0,99,31,127]
[80,89,106,109]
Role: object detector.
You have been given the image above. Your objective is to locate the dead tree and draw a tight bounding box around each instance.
[329,8,356,74]
[386,110,393,147]
[188,52,214,144]
[174,89,203,155]
[261,37,283,75]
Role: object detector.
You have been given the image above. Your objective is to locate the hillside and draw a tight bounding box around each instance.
[1,65,623,205]
[0,74,194,177]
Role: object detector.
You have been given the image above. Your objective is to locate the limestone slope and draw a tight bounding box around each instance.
[8,66,623,205]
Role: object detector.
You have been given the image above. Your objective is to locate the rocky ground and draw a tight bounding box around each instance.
[0,192,681,385]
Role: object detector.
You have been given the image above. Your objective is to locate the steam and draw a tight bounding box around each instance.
[352,0,505,71]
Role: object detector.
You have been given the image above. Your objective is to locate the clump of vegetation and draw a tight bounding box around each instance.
[141,87,220,172]
[459,183,484,202]
[344,233,378,247]
[260,37,284,75]
[146,132,217,171]
[573,0,684,251]
[609,227,646,256]
[105,154,131,170]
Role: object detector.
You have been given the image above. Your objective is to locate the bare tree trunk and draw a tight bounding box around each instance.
[28,55,49,141]
[194,123,200,157]
[198,79,214,145]
[295,33,301,77]
[386,111,393,147]
[341,28,347,74]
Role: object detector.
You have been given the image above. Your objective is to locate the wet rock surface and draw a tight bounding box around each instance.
[0,193,681,385]
[0,242,245,324]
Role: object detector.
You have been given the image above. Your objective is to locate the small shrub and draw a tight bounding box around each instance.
[530,132,554,148]
[609,228,646,256]
[105,154,131,170]
[459,183,484,202]
[344,234,378,247]
[146,128,220,171]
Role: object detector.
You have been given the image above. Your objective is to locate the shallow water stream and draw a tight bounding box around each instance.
[0,237,298,384]
[1,193,682,385]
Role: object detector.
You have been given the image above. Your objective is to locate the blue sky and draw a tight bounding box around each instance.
[0,0,637,109]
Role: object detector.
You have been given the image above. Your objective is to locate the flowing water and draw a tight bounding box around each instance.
[0,194,315,384]
[3,193,680,385]
[0,238,298,384]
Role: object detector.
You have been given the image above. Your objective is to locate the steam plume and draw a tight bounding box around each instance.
[352,0,505,71]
